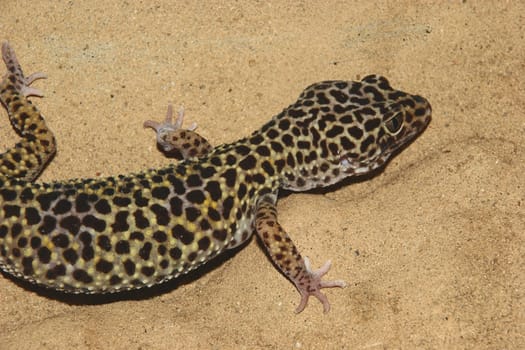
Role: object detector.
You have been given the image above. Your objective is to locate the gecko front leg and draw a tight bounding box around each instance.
[255,193,347,313]
[144,103,212,159]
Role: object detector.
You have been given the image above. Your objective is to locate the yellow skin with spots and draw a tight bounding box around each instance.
[0,42,431,313]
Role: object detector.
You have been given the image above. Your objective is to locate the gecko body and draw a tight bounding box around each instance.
[0,42,431,313]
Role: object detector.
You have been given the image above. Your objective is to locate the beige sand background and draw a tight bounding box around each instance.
[0,1,523,349]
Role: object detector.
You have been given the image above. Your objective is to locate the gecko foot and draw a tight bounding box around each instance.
[294,257,347,314]
[143,103,197,152]
[2,42,47,97]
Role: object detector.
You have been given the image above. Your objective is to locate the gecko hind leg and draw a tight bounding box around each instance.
[0,42,56,182]
[1,42,47,99]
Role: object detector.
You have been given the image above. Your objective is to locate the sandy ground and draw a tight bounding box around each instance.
[0,1,523,349]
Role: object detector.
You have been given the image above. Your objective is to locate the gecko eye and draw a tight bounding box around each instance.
[384,112,404,135]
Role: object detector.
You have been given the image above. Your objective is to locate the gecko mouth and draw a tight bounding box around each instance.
[338,148,388,175]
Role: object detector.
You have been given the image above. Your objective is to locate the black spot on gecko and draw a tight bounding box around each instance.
[348,126,363,139]
[38,215,57,235]
[115,240,130,254]
[20,188,34,202]
[111,211,130,232]
[95,259,113,273]
[103,187,115,196]
[79,231,92,245]
[141,266,155,277]
[188,252,197,262]
[186,190,205,204]
[75,193,91,212]
[204,181,222,201]
[46,264,66,280]
[63,248,78,265]
[82,245,94,261]
[208,207,221,221]
[281,134,294,147]
[329,89,349,103]
[151,175,163,183]
[212,229,227,241]
[151,186,170,200]
[274,159,285,173]
[210,156,222,166]
[153,230,167,243]
[198,237,210,251]
[150,204,169,225]
[59,215,81,235]
[22,256,34,275]
[221,168,237,188]
[37,247,51,264]
[3,204,20,218]
[110,275,122,285]
[235,145,251,156]
[360,135,375,153]
[288,108,307,117]
[133,209,149,229]
[326,125,344,138]
[169,247,182,260]
[94,199,111,214]
[97,235,112,251]
[168,175,186,195]
[52,233,70,248]
[17,237,27,248]
[328,142,339,156]
[82,215,106,232]
[186,174,203,187]
[113,196,131,207]
[160,259,169,269]
[25,207,41,225]
[169,197,183,216]
[364,118,381,132]
[255,145,271,156]
[36,192,59,211]
[286,153,295,168]
[252,173,265,184]
[30,236,41,249]
[73,269,93,283]
[249,134,264,145]
[130,231,144,241]
[270,141,284,153]
[278,119,291,130]
[139,242,152,260]
[266,128,279,139]
[222,196,234,219]
[200,218,211,230]
[199,166,216,179]
[363,85,385,102]
[133,190,149,207]
[185,207,201,222]
[124,259,136,276]
[172,224,194,245]
[226,154,236,166]
[239,155,257,170]
[0,188,17,201]
[53,199,72,215]
[237,183,247,199]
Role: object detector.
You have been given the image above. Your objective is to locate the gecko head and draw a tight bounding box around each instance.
[278,75,432,191]
[335,90,432,176]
